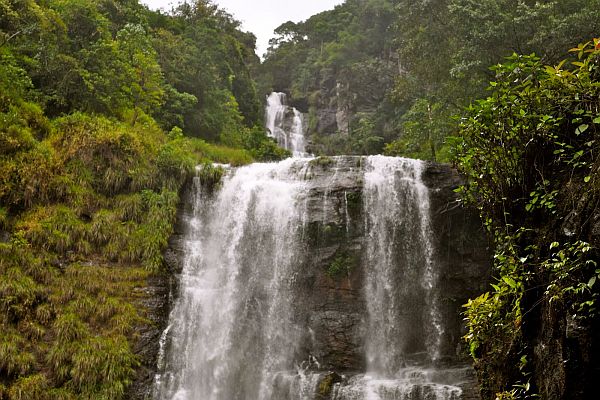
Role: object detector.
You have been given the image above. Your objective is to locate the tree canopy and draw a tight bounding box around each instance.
[258,0,600,159]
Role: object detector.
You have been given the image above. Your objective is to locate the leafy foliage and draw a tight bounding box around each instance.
[458,40,600,398]
[0,0,279,398]
[326,251,356,278]
[259,0,600,159]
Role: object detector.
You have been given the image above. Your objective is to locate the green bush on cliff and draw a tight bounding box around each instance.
[326,251,357,279]
[0,110,191,398]
[458,40,600,399]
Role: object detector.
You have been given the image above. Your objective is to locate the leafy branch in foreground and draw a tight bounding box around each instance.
[458,39,600,399]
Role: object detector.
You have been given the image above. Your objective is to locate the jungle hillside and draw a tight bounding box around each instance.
[1,0,600,399]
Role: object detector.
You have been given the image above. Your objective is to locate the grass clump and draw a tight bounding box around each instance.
[0,112,191,398]
[309,156,335,167]
[189,138,253,166]
[197,163,226,191]
[7,373,50,400]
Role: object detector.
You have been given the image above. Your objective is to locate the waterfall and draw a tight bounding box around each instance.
[332,156,459,400]
[265,92,307,156]
[363,156,441,372]
[154,156,478,400]
[154,159,310,400]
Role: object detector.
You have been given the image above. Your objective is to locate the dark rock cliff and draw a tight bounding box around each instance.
[129,157,492,398]
[126,187,192,400]
[523,202,600,400]
[288,158,490,400]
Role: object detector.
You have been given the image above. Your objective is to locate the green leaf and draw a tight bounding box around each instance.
[588,276,596,288]
[593,116,600,124]
[576,124,589,135]
[503,276,517,289]
[584,176,591,183]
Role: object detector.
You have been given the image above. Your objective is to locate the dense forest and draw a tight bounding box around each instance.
[1,0,600,399]
[259,0,600,159]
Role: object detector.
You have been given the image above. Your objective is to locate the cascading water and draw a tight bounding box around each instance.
[331,156,460,400]
[265,92,307,156]
[154,159,312,400]
[154,156,480,400]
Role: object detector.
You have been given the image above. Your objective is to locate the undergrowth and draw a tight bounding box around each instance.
[0,108,259,398]
[458,40,600,399]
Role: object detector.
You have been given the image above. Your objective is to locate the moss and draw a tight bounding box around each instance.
[316,372,342,399]
[309,156,335,167]
[318,373,334,396]
[326,250,357,278]
[345,191,362,210]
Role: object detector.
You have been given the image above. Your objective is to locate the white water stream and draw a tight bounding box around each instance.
[265,92,307,157]
[154,159,311,400]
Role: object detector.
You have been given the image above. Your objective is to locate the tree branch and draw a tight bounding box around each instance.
[0,30,23,48]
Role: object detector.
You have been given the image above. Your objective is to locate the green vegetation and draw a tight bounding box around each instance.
[3,0,600,398]
[259,0,600,160]
[308,156,335,167]
[458,40,600,399]
[316,373,336,398]
[0,109,187,398]
[0,0,288,398]
[189,139,253,167]
[326,251,356,278]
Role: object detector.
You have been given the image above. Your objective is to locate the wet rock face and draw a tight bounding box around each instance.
[132,157,491,398]
[422,163,492,360]
[127,272,174,400]
[316,108,339,135]
[290,158,491,372]
[529,284,600,400]
[126,186,193,400]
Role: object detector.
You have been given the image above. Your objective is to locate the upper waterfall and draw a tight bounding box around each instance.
[153,156,489,400]
[265,92,308,157]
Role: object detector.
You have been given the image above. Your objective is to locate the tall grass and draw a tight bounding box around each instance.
[0,101,260,397]
[188,138,253,166]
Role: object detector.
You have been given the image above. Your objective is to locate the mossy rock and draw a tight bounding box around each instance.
[309,156,335,168]
[327,250,358,279]
[197,163,225,191]
[344,191,362,211]
[305,222,348,247]
[316,372,342,399]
